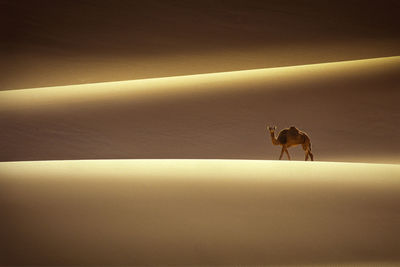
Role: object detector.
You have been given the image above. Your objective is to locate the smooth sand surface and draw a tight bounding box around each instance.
[1,1,400,89]
[2,2,399,266]
[1,56,400,163]
[1,159,400,265]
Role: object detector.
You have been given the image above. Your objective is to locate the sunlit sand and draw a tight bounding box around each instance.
[1,56,399,110]
[1,56,399,162]
[1,159,399,265]
[1,56,399,265]
[2,2,399,266]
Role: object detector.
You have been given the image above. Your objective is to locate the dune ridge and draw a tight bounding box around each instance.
[1,56,400,163]
[1,55,399,98]
[2,1,400,90]
[2,2,399,266]
[1,159,400,265]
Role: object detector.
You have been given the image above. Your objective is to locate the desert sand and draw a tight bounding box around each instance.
[1,159,400,265]
[1,56,400,163]
[1,56,400,266]
[1,2,400,265]
[1,1,400,89]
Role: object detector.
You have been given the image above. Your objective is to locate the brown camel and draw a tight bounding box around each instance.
[267,125,314,161]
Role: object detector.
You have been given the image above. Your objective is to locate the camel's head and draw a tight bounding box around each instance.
[267,125,277,133]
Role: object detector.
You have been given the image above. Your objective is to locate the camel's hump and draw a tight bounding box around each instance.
[288,126,299,135]
[277,129,288,144]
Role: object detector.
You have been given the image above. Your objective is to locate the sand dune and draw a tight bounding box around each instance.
[1,159,399,265]
[2,1,400,89]
[1,56,400,163]
[2,2,399,266]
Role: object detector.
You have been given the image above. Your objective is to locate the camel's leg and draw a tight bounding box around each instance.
[279,146,285,160]
[302,143,313,161]
[304,147,314,161]
[284,147,291,160]
[308,150,314,161]
[302,143,309,161]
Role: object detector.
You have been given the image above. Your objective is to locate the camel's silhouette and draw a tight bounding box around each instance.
[267,125,314,161]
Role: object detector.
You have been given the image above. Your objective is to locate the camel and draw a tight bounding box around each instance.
[267,125,314,161]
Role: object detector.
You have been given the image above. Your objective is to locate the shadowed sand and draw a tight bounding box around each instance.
[1,159,399,265]
[2,2,399,266]
[1,56,400,163]
[1,1,400,89]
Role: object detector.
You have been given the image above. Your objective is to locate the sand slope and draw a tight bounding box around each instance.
[0,0,400,90]
[1,56,400,163]
[2,1,400,89]
[1,159,399,265]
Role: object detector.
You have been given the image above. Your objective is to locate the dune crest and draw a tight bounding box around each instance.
[1,56,400,163]
[1,159,400,265]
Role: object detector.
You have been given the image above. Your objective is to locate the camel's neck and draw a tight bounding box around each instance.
[269,132,280,145]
